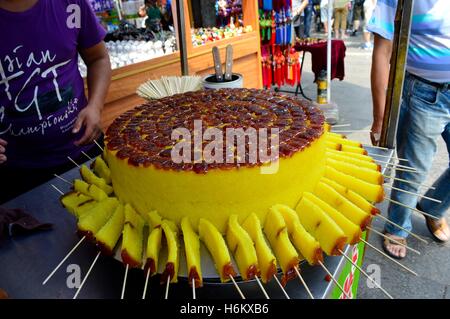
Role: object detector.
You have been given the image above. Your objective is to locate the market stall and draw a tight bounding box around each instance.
[95,0,262,129]
[0,145,391,299]
[0,0,418,302]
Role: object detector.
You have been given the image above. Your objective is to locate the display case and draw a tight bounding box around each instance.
[183,0,262,88]
[86,0,181,129]
[90,0,262,130]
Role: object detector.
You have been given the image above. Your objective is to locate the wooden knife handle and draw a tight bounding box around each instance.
[212,46,223,82]
[224,45,233,81]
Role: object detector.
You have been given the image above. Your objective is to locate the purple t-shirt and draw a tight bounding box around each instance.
[0,0,106,169]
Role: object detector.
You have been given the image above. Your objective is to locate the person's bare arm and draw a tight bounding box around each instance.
[370,34,393,145]
[73,42,111,146]
[0,138,7,164]
[294,0,309,16]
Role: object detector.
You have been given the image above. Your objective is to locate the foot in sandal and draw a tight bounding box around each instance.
[425,216,450,243]
[382,233,407,259]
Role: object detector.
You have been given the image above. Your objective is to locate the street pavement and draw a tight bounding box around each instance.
[281,33,449,299]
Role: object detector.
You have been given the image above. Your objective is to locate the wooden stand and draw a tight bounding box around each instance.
[99,0,262,130]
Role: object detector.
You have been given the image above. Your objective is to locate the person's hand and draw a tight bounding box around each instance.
[72,104,102,146]
[138,5,147,17]
[0,138,7,164]
[370,119,383,146]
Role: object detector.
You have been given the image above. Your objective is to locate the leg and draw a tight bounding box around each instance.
[294,24,302,39]
[420,122,450,218]
[352,20,360,32]
[334,8,341,39]
[341,7,348,39]
[304,6,313,38]
[362,1,375,47]
[385,75,449,239]
[321,5,329,34]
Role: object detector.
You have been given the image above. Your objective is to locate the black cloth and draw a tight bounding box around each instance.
[0,207,52,243]
[0,137,104,204]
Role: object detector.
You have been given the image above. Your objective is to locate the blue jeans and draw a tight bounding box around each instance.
[295,5,313,38]
[385,73,450,238]
[303,5,313,38]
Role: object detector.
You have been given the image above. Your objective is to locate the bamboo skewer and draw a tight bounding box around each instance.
[229,275,246,299]
[121,264,129,300]
[332,130,372,134]
[383,175,436,190]
[294,267,314,299]
[192,278,196,300]
[164,275,170,300]
[384,184,442,204]
[338,249,394,299]
[94,140,104,152]
[318,261,351,299]
[273,274,290,299]
[386,166,419,173]
[385,197,439,220]
[367,227,420,255]
[370,153,409,163]
[375,214,428,244]
[360,238,418,276]
[137,76,203,100]
[142,268,151,299]
[43,235,86,285]
[73,251,101,299]
[81,151,93,161]
[67,156,81,168]
[364,144,390,151]
[331,124,351,128]
[374,159,418,171]
[254,276,270,299]
[52,174,73,188]
[51,184,65,195]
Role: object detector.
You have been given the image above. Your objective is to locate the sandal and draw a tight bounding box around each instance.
[381,233,407,260]
[424,216,450,243]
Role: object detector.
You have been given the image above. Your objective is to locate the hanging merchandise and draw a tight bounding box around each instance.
[286,47,300,86]
[270,11,276,45]
[285,9,292,45]
[259,11,273,42]
[259,0,298,89]
[273,47,286,88]
[275,11,282,45]
[261,45,273,89]
[263,0,273,11]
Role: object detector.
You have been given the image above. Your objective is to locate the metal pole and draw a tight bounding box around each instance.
[327,0,333,102]
[379,0,414,148]
[175,0,189,75]
[114,0,122,21]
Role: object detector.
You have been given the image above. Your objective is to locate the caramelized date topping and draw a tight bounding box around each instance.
[105,89,325,173]
[188,267,203,288]
[160,262,175,284]
[223,262,237,280]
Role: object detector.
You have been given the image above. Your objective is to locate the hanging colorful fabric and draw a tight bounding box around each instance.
[273,48,285,88]
[270,11,276,45]
[285,8,292,44]
[286,47,300,86]
[275,11,282,45]
[261,45,273,88]
[263,0,272,11]
[259,11,266,41]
